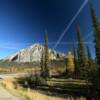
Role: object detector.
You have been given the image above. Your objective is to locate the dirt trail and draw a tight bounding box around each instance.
[0,85,20,100]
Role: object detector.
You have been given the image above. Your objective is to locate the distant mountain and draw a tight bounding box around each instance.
[4,43,66,62]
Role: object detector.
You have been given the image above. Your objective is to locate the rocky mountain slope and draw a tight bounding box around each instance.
[4,43,66,62]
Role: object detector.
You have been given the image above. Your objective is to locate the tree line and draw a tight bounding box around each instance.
[40,4,100,87]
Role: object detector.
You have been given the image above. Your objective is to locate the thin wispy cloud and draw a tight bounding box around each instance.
[0,40,94,50]
[48,41,94,45]
[0,42,31,50]
[53,0,89,49]
[0,46,18,50]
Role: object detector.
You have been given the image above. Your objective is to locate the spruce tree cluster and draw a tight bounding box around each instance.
[76,25,88,78]
[90,5,100,65]
[40,32,49,80]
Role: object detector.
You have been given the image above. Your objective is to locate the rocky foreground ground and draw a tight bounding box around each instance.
[0,85,20,100]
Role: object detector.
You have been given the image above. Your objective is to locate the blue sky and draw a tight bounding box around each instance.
[0,0,100,59]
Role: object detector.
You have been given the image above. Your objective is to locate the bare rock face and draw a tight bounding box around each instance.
[4,43,66,62]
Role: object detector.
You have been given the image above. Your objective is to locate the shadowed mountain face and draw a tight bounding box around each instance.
[4,44,66,62]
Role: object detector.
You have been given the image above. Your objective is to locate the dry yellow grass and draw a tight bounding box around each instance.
[0,67,37,73]
[1,78,86,100]
[1,78,16,89]
[24,88,66,100]
[1,78,66,100]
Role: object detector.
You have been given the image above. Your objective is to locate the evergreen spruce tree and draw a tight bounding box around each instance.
[86,46,95,78]
[76,25,87,77]
[90,5,100,65]
[87,46,93,67]
[40,48,44,72]
[73,42,79,77]
[74,49,79,77]
[44,31,49,78]
[90,5,100,89]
